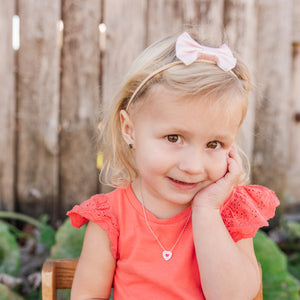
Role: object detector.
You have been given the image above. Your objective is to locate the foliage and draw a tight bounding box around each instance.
[38,215,56,251]
[254,230,300,300]
[0,211,56,300]
[288,252,300,281]
[50,219,86,259]
[271,219,300,282]
[0,283,24,300]
[0,211,55,251]
[0,220,20,276]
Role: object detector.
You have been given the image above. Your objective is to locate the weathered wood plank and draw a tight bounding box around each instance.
[182,0,224,42]
[292,0,300,43]
[148,0,224,46]
[102,0,147,107]
[147,0,224,50]
[0,0,15,211]
[148,0,224,43]
[252,0,293,197]
[17,0,61,218]
[223,0,257,162]
[100,0,147,193]
[286,43,300,204]
[60,0,101,214]
[147,0,184,43]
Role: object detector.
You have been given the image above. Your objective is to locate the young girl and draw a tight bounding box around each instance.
[67,31,279,299]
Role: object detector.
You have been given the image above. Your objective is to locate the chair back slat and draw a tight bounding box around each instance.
[42,258,78,300]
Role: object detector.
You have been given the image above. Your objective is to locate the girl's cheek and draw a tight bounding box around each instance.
[221,160,229,177]
[213,154,228,179]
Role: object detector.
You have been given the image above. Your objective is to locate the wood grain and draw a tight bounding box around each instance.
[17,0,61,217]
[223,0,257,161]
[60,0,101,215]
[0,0,15,211]
[252,0,293,197]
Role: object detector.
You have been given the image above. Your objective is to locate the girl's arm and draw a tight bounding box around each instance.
[70,221,116,300]
[192,209,260,300]
[192,147,261,300]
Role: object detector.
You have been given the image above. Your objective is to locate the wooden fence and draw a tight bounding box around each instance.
[0,0,299,223]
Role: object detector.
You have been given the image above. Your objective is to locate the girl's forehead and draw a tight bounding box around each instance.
[131,84,245,122]
[130,87,242,141]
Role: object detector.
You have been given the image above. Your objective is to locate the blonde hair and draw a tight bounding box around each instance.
[99,31,252,188]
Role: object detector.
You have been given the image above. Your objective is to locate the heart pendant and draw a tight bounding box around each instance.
[162,250,172,261]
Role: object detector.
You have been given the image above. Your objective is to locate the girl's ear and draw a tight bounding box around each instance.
[120,110,135,146]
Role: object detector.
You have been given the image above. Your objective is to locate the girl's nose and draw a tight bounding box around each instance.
[178,149,205,175]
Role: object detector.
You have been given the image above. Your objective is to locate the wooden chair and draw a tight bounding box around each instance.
[41,258,263,300]
[42,258,78,300]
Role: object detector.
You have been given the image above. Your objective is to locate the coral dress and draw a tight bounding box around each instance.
[67,185,279,300]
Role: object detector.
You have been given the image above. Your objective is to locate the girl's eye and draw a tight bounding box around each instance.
[207,141,221,149]
[166,135,181,143]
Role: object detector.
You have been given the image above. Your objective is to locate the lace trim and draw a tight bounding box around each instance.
[221,185,280,242]
[67,194,119,258]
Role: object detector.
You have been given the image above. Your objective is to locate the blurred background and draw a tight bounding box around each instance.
[0,0,299,299]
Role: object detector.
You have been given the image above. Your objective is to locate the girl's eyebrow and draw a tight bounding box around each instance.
[159,126,190,135]
[213,134,232,140]
[156,122,235,140]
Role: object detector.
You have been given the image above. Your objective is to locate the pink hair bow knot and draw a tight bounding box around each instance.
[176,32,237,72]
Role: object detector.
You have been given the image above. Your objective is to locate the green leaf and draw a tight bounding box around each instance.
[0,221,20,276]
[254,230,300,300]
[0,211,56,251]
[288,252,300,281]
[39,225,56,251]
[50,219,86,259]
[0,284,24,300]
[25,288,41,300]
[38,214,50,225]
[283,221,300,240]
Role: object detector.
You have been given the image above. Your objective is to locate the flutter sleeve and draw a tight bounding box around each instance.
[66,194,119,258]
[220,185,280,242]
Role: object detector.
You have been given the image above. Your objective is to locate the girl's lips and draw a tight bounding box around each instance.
[168,177,199,190]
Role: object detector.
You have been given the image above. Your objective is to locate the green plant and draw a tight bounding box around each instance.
[0,283,24,300]
[279,220,300,280]
[254,230,300,300]
[0,211,56,300]
[0,220,20,276]
[50,219,86,259]
[0,211,55,251]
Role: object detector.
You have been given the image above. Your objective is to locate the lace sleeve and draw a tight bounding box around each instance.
[220,185,280,242]
[66,194,119,258]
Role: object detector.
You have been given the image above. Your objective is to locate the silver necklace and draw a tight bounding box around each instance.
[140,190,192,261]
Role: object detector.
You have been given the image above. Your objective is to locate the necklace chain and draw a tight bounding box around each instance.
[140,189,192,261]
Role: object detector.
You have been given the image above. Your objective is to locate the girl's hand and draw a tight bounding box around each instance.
[192,145,243,210]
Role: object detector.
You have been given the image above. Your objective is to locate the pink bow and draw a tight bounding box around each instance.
[176,32,237,72]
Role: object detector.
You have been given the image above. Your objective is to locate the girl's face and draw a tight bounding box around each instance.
[121,85,244,219]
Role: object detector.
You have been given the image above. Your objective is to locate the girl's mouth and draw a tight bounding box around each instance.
[168,177,199,189]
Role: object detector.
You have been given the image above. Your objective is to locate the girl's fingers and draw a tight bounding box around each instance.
[225,146,243,186]
[228,145,243,170]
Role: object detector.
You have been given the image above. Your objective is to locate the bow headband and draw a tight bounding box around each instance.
[176,32,237,71]
[126,32,237,111]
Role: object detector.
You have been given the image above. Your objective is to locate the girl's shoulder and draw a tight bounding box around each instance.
[220,185,280,242]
